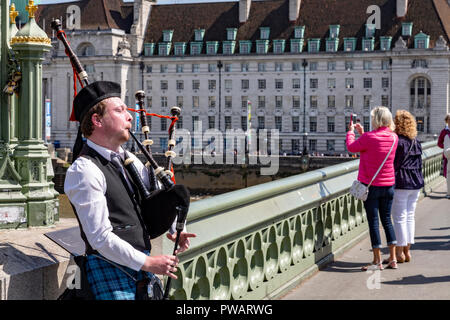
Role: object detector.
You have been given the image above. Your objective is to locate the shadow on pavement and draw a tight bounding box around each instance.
[382,274,450,285]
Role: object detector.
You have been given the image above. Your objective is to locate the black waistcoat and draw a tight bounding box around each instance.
[73,144,151,254]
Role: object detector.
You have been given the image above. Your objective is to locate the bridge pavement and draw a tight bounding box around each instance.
[281,181,450,300]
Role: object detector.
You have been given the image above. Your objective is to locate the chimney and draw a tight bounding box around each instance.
[289,0,302,22]
[396,0,408,18]
[239,0,251,24]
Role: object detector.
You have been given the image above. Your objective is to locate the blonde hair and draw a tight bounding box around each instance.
[371,106,395,131]
[394,110,417,139]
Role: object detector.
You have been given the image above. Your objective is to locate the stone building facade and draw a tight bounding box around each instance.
[36,0,450,155]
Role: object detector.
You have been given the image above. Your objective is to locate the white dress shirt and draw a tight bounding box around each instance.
[65,139,153,271]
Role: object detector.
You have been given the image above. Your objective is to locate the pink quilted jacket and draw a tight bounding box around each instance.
[346,127,398,186]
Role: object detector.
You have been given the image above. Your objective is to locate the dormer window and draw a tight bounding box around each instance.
[174,42,186,55]
[412,59,428,68]
[329,25,340,38]
[222,41,236,55]
[194,29,205,41]
[402,22,413,37]
[415,32,430,49]
[308,39,321,53]
[260,27,270,40]
[326,38,338,52]
[206,41,219,55]
[362,38,374,51]
[143,43,155,56]
[273,40,285,54]
[294,26,305,39]
[380,36,392,51]
[290,39,304,53]
[239,40,252,54]
[162,30,173,42]
[190,42,202,55]
[227,28,237,41]
[256,40,269,54]
[365,24,376,38]
[343,38,356,52]
[158,42,171,56]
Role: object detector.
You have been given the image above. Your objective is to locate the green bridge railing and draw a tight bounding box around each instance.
[163,141,443,300]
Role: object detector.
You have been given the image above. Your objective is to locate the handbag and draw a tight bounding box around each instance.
[349,135,396,201]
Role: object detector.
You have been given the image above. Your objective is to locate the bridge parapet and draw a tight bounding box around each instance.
[163,141,444,300]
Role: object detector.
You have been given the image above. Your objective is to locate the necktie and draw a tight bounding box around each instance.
[110,152,135,194]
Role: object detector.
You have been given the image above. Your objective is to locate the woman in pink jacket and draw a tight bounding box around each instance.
[346,106,399,271]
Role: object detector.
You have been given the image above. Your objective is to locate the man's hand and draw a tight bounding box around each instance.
[166,232,197,254]
[141,255,179,279]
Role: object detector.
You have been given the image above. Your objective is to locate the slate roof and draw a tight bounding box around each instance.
[35,0,133,34]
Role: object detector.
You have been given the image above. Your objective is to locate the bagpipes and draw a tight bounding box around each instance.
[51,19,189,300]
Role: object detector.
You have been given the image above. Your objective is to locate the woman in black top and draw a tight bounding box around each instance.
[390,110,424,264]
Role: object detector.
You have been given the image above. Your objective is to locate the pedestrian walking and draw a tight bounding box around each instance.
[437,113,450,198]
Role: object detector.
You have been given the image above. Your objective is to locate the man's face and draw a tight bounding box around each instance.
[100,97,132,144]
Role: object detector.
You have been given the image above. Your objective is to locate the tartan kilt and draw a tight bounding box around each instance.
[85,252,157,300]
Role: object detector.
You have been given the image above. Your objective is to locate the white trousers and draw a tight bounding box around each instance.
[391,189,420,247]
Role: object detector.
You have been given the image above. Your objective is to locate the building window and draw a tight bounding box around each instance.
[345,78,354,89]
[223,42,235,55]
[209,96,216,108]
[258,116,265,129]
[362,38,374,51]
[206,42,219,55]
[328,96,335,108]
[273,40,285,54]
[161,118,167,131]
[192,64,200,73]
[292,62,301,71]
[327,78,336,89]
[241,96,248,109]
[146,80,152,91]
[227,28,237,41]
[143,43,155,56]
[146,65,153,73]
[275,79,283,89]
[412,59,428,68]
[241,79,249,90]
[416,117,425,132]
[309,139,317,151]
[363,95,372,109]
[160,64,168,73]
[310,96,318,109]
[176,64,184,73]
[345,95,353,108]
[225,79,232,90]
[410,77,431,108]
[208,116,215,129]
[345,61,353,71]
[160,80,168,90]
[241,62,249,72]
[195,29,205,41]
[363,116,370,132]
[309,62,318,71]
[225,63,232,72]
[275,62,283,71]
[402,22,413,37]
[327,140,335,151]
[208,64,217,72]
[174,43,186,56]
[256,40,269,54]
[190,43,202,55]
[290,39,304,53]
[344,38,356,52]
[292,117,299,132]
[275,96,283,108]
[309,117,317,132]
[326,39,338,52]
[176,96,183,108]
[292,139,300,154]
[275,116,282,131]
[381,95,389,107]
[292,79,301,89]
[258,79,266,89]
[292,96,300,109]
[84,64,95,73]
[77,43,95,56]
[365,24,375,38]
[258,63,266,72]
[381,60,390,70]
[146,96,152,108]
[176,80,184,90]
[260,27,270,39]
[241,116,247,131]
[294,26,305,39]
[327,61,336,71]
[310,79,318,89]
[258,96,265,108]
[192,116,200,131]
[192,80,200,90]
[239,41,252,54]
[225,116,232,130]
[363,78,372,89]
[192,96,199,108]
[208,80,216,90]
[161,96,167,108]
[382,78,389,88]
[380,37,392,51]
[225,96,232,108]
[363,60,372,70]
[176,116,183,129]
[308,39,320,53]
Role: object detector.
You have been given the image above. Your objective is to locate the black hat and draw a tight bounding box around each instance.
[72,81,121,122]
[71,81,121,161]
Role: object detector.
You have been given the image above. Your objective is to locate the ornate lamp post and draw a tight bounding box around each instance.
[302,59,308,155]
[217,60,223,132]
